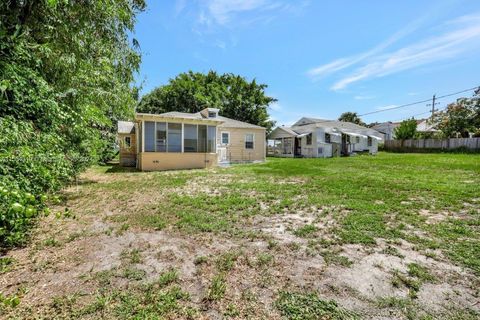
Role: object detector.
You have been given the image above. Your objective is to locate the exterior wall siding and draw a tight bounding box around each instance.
[138,152,217,171]
[217,127,266,162]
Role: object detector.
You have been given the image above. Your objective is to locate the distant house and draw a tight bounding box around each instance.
[117,108,266,170]
[372,119,438,140]
[268,117,383,158]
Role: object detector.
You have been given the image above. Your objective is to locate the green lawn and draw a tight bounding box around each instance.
[1,153,479,319]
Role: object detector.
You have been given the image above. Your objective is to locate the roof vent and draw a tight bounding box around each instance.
[201,108,219,119]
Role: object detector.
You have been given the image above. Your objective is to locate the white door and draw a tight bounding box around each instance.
[218,147,228,162]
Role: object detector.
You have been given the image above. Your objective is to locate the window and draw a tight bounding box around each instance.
[306,133,312,145]
[156,122,166,152]
[318,147,323,154]
[221,132,230,145]
[208,111,217,118]
[167,123,181,152]
[245,133,254,149]
[368,136,372,147]
[325,133,331,143]
[198,125,207,152]
[207,126,216,153]
[184,124,197,152]
[124,136,131,148]
[145,121,155,152]
[355,136,360,144]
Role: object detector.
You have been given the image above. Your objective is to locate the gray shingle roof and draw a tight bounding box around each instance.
[117,121,135,134]
[270,118,383,139]
[217,116,265,129]
[135,110,265,129]
[159,112,204,120]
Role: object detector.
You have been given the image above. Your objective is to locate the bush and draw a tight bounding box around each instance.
[0,1,143,249]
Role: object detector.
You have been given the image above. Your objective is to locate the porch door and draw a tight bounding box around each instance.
[218,147,228,162]
[341,134,349,156]
[294,137,302,157]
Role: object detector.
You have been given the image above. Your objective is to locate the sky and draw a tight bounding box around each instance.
[134,0,480,125]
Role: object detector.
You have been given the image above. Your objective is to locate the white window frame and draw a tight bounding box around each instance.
[221,131,230,145]
[245,133,254,150]
[306,133,312,145]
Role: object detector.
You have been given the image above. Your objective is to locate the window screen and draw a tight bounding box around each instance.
[145,121,155,152]
[167,123,181,152]
[184,124,197,152]
[198,125,207,152]
[156,122,166,152]
[207,126,216,153]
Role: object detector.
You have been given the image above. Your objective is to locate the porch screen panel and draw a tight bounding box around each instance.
[198,125,207,152]
[156,122,166,152]
[144,121,155,152]
[283,138,292,154]
[207,126,216,153]
[184,124,197,152]
[167,123,182,152]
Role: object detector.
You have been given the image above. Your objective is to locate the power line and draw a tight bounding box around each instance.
[393,107,448,123]
[359,85,479,117]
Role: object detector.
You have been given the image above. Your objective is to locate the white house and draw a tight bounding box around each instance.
[372,119,438,140]
[268,117,383,158]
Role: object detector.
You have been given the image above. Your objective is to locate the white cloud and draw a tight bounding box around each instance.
[269,102,282,111]
[328,13,480,90]
[214,40,227,49]
[206,0,268,25]
[375,104,398,111]
[354,95,375,100]
[174,0,187,16]
[307,14,428,79]
[191,0,308,28]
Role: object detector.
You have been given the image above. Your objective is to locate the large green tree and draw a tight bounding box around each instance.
[394,118,417,140]
[338,112,366,126]
[0,0,144,247]
[137,71,277,132]
[435,96,480,138]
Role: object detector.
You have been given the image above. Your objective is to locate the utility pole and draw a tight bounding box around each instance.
[426,94,440,122]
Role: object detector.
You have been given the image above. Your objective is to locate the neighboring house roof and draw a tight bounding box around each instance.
[269,118,383,140]
[417,120,439,132]
[118,121,135,134]
[373,119,438,134]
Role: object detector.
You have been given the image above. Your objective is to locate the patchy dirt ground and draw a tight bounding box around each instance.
[1,156,480,319]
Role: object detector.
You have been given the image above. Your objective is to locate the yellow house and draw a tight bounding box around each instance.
[117,108,266,171]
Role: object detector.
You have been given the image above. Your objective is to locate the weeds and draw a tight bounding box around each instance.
[275,291,359,320]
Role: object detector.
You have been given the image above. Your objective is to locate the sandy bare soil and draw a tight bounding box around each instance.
[1,161,479,319]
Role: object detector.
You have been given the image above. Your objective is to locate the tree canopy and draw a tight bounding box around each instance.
[137,71,277,132]
[435,96,480,138]
[338,112,366,126]
[0,0,144,247]
[394,118,417,140]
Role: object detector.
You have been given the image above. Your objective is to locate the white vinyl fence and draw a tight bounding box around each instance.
[384,138,480,151]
